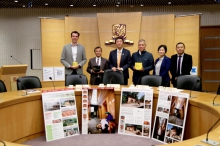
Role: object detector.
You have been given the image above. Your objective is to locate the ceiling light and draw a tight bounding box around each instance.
[116,4,119,7]
[93,4,96,6]
[168,2,172,4]
[140,4,144,6]
[117,1,121,4]
[22,5,25,7]
[45,3,48,6]
[14,0,18,2]
[70,4,73,7]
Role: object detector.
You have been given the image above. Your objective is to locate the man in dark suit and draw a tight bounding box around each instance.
[171,42,192,87]
[108,37,131,85]
[87,46,108,85]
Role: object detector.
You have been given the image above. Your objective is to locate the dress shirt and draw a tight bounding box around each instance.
[155,56,164,75]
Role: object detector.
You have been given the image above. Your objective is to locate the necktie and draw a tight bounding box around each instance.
[96,58,99,65]
[177,56,182,75]
[117,52,121,68]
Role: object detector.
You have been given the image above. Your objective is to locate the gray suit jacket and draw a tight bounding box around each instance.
[86,57,108,85]
[60,43,87,74]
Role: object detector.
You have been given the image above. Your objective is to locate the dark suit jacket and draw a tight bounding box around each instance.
[153,56,171,86]
[86,57,108,85]
[170,53,192,85]
[108,48,131,80]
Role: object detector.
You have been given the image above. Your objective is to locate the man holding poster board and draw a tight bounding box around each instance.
[131,39,154,85]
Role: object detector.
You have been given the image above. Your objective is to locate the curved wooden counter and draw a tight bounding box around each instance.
[0,87,220,146]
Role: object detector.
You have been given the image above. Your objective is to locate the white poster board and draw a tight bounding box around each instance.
[42,89,79,141]
[118,88,153,138]
[152,90,189,144]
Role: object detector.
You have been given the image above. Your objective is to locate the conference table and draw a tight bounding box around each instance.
[0,86,220,146]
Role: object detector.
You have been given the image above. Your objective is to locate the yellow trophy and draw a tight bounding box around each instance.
[135,62,142,70]
[72,62,78,67]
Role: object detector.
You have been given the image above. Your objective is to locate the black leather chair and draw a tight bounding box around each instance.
[65,74,88,86]
[0,80,7,93]
[176,75,202,91]
[17,76,42,90]
[102,69,124,85]
[139,75,162,87]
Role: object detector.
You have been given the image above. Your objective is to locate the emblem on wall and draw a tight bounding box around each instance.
[105,24,134,45]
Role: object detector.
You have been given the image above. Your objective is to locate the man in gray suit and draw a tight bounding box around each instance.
[87,46,108,85]
[60,31,87,75]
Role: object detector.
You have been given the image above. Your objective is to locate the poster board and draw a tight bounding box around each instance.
[42,89,79,141]
[152,90,189,144]
[82,87,115,134]
[118,87,153,138]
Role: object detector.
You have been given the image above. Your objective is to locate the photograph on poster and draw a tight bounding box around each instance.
[124,124,143,136]
[121,91,145,108]
[43,99,60,112]
[168,96,187,126]
[61,107,76,117]
[52,119,62,124]
[165,124,182,141]
[63,117,78,127]
[165,137,173,143]
[87,88,116,134]
[60,98,75,107]
[143,126,150,137]
[145,100,151,109]
[152,116,167,142]
[63,127,79,137]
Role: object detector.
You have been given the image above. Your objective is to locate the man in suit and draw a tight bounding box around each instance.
[108,37,131,85]
[87,46,108,85]
[171,42,192,87]
[60,31,87,75]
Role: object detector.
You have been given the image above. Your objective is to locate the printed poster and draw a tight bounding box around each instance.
[42,89,79,141]
[118,88,153,138]
[81,87,116,134]
[152,90,189,144]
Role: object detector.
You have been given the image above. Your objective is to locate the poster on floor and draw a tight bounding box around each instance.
[118,88,153,138]
[42,89,79,142]
[81,87,116,134]
[152,90,189,144]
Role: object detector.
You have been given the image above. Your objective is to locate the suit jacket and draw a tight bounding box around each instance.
[86,57,108,85]
[60,43,87,74]
[153,56,171,86]
[131,50,154,85]
[108,48,131,79]
[170,53,192,85]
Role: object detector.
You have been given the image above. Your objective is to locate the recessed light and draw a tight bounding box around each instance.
[168,2,172,4]
[70,4,73,7]
[22,5,25,7]
[93,4,96,6]
[45,3,48,5]
[140,4,144,6]
[116,4,119,7]
[14,0,18,2]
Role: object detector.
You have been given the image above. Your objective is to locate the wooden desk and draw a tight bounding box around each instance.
[0,87,220,146]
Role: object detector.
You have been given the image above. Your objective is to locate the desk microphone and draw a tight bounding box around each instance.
[164,79,171,90]
[109,76,113,87]
[213,85,220,105]
[17,79,28,96]
[49,77,55,89]
[0,140,6,146]
[10,55,22,64]
[201,118,220,145]
[189,79,200,98]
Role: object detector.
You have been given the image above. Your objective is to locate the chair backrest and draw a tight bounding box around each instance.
[176,75,202,91]
[0,80,7,93]
[65,74,88,86]
[139,75,162,87]
[102,69,124,85]
[17,76,42,90]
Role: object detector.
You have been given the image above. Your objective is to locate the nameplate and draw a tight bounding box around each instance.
[107,84,120,89]
[75,85,90,91]
[136,85,152,89]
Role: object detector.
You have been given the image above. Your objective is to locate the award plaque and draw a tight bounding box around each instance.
[93,66,100,72]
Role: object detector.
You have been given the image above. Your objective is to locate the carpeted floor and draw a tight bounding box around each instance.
[23,134,163,146]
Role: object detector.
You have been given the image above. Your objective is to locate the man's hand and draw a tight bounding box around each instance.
[70,64,80,69]
[111,67,117,71]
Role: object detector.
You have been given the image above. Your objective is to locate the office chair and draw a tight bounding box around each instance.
[65,74,88,86]
[176,75,202,91]
[0,80,7,93]
[102,69,124,85]
[139,75,162,87]
[17,76,42,90]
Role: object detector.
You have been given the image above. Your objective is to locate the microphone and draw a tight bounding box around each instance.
[10,55,22,64]
[164,79,171,90]
[49,77,55,90]
[201,118,220,145]
[213,85,220,105]
[0,140,6,146]
[109,76,113,87]
[17,79,28,96]
[189,79,200,98]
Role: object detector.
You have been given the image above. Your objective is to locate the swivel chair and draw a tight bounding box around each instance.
[0,80,7,93]
[17,76,42,90]
[139,75,162,87]
[176,75,202,91]
[65,74,88,86]
[102,69,124,85]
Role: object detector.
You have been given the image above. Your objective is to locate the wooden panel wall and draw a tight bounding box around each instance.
[175,15,200,75]
[97,12,142,85]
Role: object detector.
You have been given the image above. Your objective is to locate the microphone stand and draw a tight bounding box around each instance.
[0,140,6,146]
[164,79,171,91]
[201,118,220,145]
[189,80,200,98]
[213,85,220,106]
[49,77,55,90]
[17,79,28,96]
